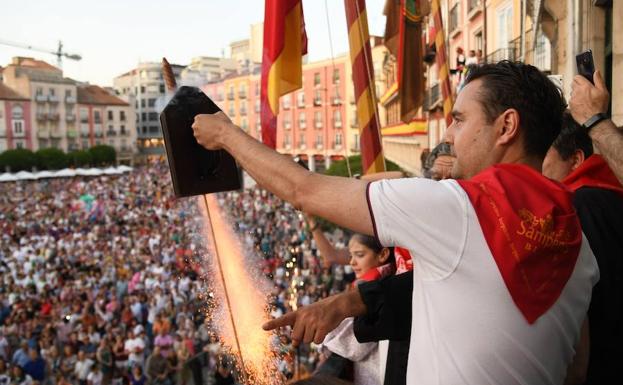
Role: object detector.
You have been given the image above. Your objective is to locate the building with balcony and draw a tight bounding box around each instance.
[113,61,184,157]
[0,83,32,152]
[77,85,137,163]
[1,57,78,151]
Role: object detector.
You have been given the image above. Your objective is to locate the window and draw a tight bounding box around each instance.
[333,110,342,128]
[140,86,146,93]
[335,132,343,147]
[314,90,322,106]
[80,108,89,123]
[352,133,360,151]
[496,3,513,49]
[120,111,126,121]
[141,112,147,121]
[159,84,165,93]
[299,133,306,148]
[332,88,341,105]
[255,83,260,96]
[283,96,291,110]
[108,111,114,120]
[314,72,321,86]
[66,89,72,97]
[332,68,340,84]
[315,134,323,148]
[255,100,260,113]
[474,30,483,52]
[284,114,291,129]
[241,118,248,131]
[12,105,23,119]
[13,120,24,135]
[148,99,156,107]
[141,99,146,108]
[15,141,24,149]
[449,3,459,33]
[150,126,159,133]
[297,92,305,108]
[94,111,101,123]
[298,112,306,129]
[314,111,323,128]
[239,84,247,98]
[284,134,291,148]
[49,88,55,96]
[148,112,159,121]
[36,88,43,96]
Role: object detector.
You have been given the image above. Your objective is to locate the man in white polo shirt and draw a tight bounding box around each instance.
[191,61,598,385]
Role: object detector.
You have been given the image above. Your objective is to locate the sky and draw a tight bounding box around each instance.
[0,0,387,87]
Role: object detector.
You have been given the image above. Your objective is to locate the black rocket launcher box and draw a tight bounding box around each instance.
[159,86,241,197]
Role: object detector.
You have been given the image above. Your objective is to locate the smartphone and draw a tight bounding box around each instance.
[576,50,595,84]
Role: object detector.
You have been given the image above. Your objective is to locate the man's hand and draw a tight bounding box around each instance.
[262,290,367,346]
[191,112,236,150]
[569,70,609,123]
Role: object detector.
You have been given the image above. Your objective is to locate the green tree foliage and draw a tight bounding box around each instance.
[88,145,116,166]
[68,150,93,167]
[35,148,68,170]
[0,149,38,172]
[325,155,402,177]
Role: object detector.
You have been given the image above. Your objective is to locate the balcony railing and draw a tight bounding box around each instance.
[299,121,307,129]
[423,83,441,111]
[332,98,342,106]
[334,120,342,128]
[314,121,322,129]
[227,92,235,100]
[37,129,50,138]
[48,95,59,103]
[313,98,322,106]
[120,129,129,136]
[468,0,481,14]
[80,131,90,138]
[485,48,517,63]
[107,130,117,136]
[284,122,292,130]
[239,91,247,99]
[35,94,47,103]
[51,129,63,138]
[316,144,323,150]
[65,95,76,104]
[66,114,76,122]
[67,129,78,139]
[36,112,47,121]
[48,113,60,122]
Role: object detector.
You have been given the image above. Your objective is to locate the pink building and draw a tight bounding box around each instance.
[0,82,33,151]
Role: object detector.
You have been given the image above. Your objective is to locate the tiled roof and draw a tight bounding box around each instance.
[77,85,128,106]
[0,83,29,101]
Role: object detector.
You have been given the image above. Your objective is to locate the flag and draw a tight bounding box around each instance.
[260,0,308,149]
[399,0,427,122]
[345,0,386,175]
[431,0,453,126]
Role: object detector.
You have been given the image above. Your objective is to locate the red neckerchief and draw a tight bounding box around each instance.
[562,154,623,198]
[356,263,396,286]
[394,247,413,274]
[457,164,582,324]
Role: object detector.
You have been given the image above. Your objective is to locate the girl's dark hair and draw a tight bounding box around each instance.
[350,234,395,266]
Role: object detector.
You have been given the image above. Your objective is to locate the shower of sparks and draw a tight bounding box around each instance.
[198,194,282,385]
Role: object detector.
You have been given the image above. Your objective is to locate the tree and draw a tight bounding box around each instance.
[88,145,116,166]
[325,155,402,177]
[35,148,68,170]
[0,149,38,172]
[68,150,93,167]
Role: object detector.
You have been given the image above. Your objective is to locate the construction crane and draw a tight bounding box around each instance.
[0,39,82,68]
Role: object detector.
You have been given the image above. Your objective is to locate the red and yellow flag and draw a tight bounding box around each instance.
[260,0,307,149]
[345,0,385,175]
[431,0,453,126]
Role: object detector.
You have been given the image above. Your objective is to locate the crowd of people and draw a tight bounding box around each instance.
[0,159,368,385]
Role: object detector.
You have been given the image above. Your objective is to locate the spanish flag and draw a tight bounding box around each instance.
[260,0,308,149]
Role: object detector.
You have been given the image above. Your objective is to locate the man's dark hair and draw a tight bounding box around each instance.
[551,111,594,160]
[464,61,566,159]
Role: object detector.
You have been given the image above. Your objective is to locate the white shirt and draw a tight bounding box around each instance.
[368,178,598,385]
[87,370,103,385]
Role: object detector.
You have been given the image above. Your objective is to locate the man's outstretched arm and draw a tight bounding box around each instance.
[192,112,373,236]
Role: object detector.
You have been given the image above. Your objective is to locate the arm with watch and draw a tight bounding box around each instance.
[569,70,623,184]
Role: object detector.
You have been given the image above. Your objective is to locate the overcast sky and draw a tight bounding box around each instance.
[0,0,386,87]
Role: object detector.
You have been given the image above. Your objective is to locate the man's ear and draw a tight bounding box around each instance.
[496,108,521,146]
[570,149,586,171]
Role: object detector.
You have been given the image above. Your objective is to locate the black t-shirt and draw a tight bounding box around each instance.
[573,187,623,385]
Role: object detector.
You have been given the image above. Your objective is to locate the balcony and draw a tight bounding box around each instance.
[66,114,76,122]
[239,90,247,99]
[299,143,307,150]
[36,112,48,121]
[51,129,63,138]
[48,113,60,122]
[80,131,90,138]
[350,117,358,128]
[65,95,76,104]
[284,122,292,130]
[120,128,129,136]
[94,131,104,138]
[240,108,247,116]
[107,130,117,136]
[48,95,59,104]
[423,83,441,111]
[37,129,50,138]
[227,92,235,101]
[35,94,47,103]
[313,98,322,106]
[485,48,517,63]
[68,142,80,151]
[467,0,482,19]
[314,121,322,129]
[67,129,78,138]
[94,123,102,132]
[334,120,343,128]
[332,98,342,106]
[316,144,323,150]
[297,100,305,108]
[299,121,307,129]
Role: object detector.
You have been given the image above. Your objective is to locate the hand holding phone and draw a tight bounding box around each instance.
[576,50,595,84]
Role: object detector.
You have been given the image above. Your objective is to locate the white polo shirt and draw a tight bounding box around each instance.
[367,178,598,385]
